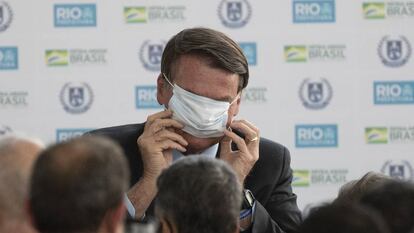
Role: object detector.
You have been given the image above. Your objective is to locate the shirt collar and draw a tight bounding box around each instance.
[172,143,219,161]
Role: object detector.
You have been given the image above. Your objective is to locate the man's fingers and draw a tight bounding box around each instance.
[230,121,259,143]
[146,109,173,125]
[223,129,248,153]
[159,139,187,153]
[219,134,232,155]
[238,119,259,133]
[155,129,188,146]
[151,119,184,133]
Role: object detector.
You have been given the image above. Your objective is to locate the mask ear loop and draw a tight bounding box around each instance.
[227,92,241,131]
[230,93,241,105]
[162,73,174,87]
[161,73,175,111]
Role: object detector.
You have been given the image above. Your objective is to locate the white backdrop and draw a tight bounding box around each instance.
[1,0,414,211]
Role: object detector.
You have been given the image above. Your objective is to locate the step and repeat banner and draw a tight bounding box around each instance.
[1,0,414,210]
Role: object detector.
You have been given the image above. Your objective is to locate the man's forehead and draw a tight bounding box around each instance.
[171,55,239,101]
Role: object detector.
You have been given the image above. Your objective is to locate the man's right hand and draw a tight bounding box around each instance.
[137,109,188,180]
[128,109,188,220]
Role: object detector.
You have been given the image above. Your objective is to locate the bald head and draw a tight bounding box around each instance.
[29,136,129,233]
[0,135,43,229]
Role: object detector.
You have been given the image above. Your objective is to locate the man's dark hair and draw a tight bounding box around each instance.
[298,203,389,233]
[155,157,242,233]
[360,180,414,233]
[161,27,249,93]
[29,136,130,233]
[334,171,392,204]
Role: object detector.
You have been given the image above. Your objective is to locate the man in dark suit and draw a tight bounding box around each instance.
[90,27,301,233]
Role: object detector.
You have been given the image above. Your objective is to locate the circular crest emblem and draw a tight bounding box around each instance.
[299,78,333,110]
[378,35,412,67]
[381,160,413,181]
[218,0,252,28]
[0,1,13,32]
[139,40,166,72]
[60,82,94,114]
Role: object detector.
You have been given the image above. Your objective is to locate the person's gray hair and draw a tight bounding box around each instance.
[155,156,242,233]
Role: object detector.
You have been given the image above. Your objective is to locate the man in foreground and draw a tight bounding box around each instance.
[91,27,301,233]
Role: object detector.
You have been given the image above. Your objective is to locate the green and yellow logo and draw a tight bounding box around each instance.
[45,50,69,66]
[124,7,147,23]
[292,170,310,187]
[365,127,388,144]
[363,2,386,19]
[284,46,307,62]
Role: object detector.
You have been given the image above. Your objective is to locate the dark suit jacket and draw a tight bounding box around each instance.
[90,123,302,233]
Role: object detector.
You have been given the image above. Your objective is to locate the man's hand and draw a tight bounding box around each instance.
[128,109,188,220]
[137,109,188,180]
[219,119,260,184]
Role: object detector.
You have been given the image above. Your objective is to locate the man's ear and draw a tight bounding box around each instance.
[157,73,172,106]
[102,202,126,233]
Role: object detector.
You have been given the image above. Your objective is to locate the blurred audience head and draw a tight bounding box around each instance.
[0,134,44,233]
[361,180,414,233]
[298,202,389,233]
[335,171,392,204]
[28,136,129,233]
[155,157,242,233]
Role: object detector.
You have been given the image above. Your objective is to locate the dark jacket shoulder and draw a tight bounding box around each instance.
[88,123,146,185]
[89,123,145,142]
[246,137,292,202]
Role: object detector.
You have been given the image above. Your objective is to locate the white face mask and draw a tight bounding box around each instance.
[163,73,238,138]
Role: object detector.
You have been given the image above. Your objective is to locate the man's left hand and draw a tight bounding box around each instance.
[219,119,260,184]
